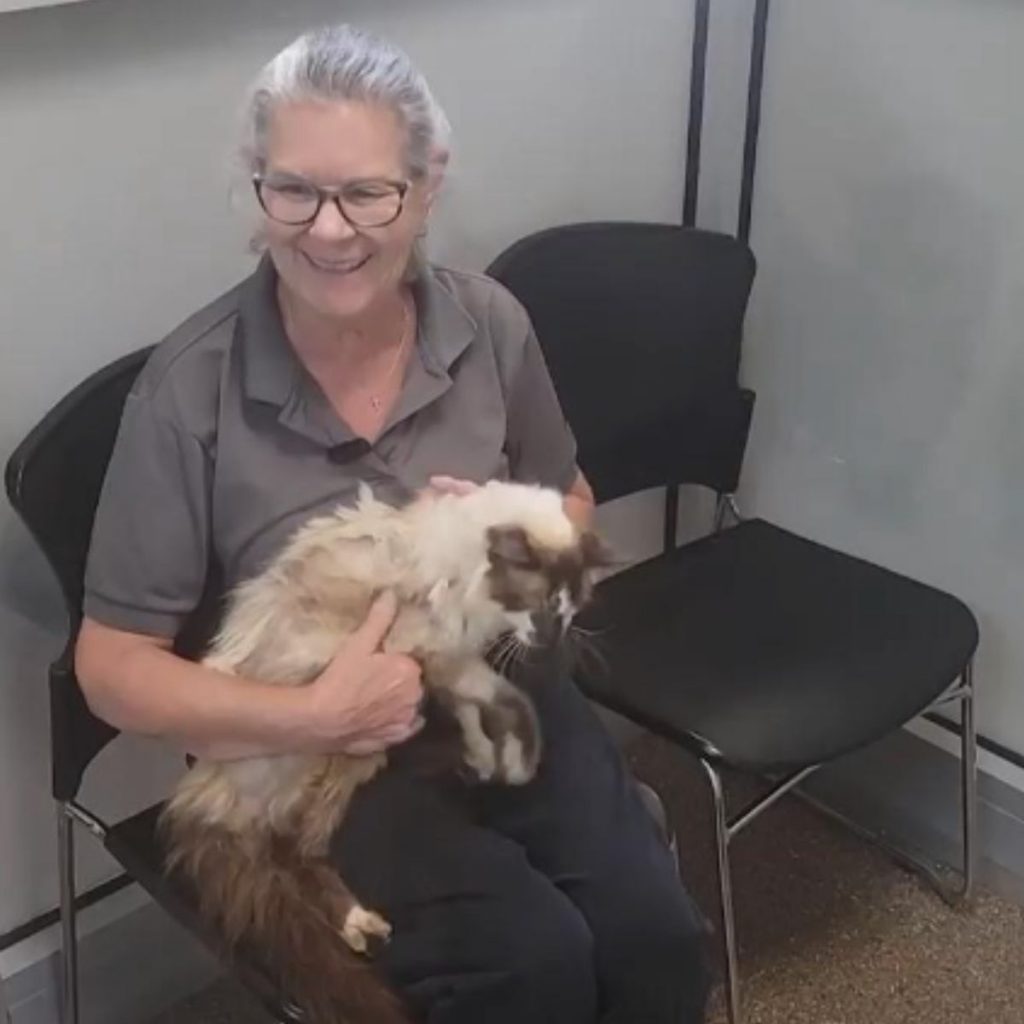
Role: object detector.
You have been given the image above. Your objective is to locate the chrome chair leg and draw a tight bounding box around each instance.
[960,661,978,902]
[713,493,744,534]
[57,802,80,1024]
[701,760,741,1024]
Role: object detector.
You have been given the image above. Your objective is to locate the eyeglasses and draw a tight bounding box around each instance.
[253,174,410,228]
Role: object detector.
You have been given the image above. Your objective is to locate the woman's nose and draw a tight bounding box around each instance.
[308,198,357,242]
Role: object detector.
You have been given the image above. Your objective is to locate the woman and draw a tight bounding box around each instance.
[76,24,709,1024]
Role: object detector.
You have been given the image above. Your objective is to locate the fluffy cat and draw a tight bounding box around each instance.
[159,481,608,1024]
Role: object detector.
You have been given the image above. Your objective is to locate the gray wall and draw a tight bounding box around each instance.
[0,0,693,941]
[4,0,1023,985]
[736,0,1024,763]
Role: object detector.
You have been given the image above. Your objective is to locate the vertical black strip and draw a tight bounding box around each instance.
[672,0,711,549]
[664,487,680,551]
[738,0,771,243]
[682,0,711,228]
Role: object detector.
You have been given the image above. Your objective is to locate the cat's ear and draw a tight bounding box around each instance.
[486,525,537,569]
[579,530,615,569]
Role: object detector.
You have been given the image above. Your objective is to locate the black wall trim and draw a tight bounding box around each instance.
[682,0,710,228]
[925,712,1024,774]
[738,0,771,242]
[0,872,132,953]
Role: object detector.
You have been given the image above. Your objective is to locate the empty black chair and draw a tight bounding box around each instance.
[5,348,303,1024]
[487,222,979,1024]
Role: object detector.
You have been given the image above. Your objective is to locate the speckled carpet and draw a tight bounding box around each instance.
[147,735,1024,1024]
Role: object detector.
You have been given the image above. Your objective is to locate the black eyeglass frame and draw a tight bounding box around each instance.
[252,174,411,228]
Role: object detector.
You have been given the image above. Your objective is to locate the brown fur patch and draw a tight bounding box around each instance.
[161,813,406,1024]
[486,524,611,612]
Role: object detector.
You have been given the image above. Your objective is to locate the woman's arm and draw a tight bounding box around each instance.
[75,593,424,761]
[563,470,596,530]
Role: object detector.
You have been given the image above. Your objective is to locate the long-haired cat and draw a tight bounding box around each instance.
[159,481,608,1024]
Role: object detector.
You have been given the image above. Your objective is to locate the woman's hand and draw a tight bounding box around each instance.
[427,474,479,497]
[303,592,425,755]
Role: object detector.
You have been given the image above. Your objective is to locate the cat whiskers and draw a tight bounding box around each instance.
[491,631,528,679]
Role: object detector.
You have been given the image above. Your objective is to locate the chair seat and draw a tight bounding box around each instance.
[105,803,303,1022]
[576,519,979,772]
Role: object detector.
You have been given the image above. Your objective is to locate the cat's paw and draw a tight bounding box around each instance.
[341,905,392,956]
[497,732,537,785]
[463,742,497,782]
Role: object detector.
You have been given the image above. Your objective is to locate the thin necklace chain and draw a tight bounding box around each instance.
[369,293,413,412]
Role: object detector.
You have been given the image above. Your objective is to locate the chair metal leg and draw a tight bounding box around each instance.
[57,802,80,1024]
[960,661,978,902]
[792,666,978,908]
[713,493,744,534]
[700,760,741,1024]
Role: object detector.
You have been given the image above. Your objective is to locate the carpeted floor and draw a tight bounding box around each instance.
[148,735,1024,1024]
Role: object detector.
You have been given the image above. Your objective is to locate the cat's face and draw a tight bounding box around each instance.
[485,524,611,645]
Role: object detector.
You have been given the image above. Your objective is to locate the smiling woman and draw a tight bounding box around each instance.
[74,22,709,1024]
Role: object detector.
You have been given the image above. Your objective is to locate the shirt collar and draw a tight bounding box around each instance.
[237,255,477,409]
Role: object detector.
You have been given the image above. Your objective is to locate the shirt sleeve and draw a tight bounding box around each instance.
[500,304,579,492]
[83,392,211,637]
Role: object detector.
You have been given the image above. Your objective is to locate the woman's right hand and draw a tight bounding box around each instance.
[304,592,425,755]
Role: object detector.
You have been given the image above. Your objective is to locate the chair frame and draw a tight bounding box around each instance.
[688,493,978,1024]
[53,773,676,1024]
[54,801,308,1024]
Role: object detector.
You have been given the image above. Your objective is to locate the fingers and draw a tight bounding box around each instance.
[427,475,479,497]
[343,714,426,756]
[345,591,399,656]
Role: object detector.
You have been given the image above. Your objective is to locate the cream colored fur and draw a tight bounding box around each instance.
[166,480,578,845]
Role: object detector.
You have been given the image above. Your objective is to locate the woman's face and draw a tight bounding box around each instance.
[259,99,431,322]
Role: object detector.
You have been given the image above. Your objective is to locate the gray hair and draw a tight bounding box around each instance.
[240,24,451,180]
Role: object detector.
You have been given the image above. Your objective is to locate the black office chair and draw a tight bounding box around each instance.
[5,348,305,1024]
[487,222,980,1024]
[5,330,677,1024]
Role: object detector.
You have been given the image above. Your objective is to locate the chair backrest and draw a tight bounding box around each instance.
[486,223,757,503]
[6,349,151,800]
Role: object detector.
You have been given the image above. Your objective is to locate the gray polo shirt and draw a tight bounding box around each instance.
[83,258,578,638]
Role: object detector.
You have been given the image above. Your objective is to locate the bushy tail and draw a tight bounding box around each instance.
[163,816,407,1024]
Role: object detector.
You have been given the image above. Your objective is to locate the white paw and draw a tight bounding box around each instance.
[499,735,535,785]
[464,743,497,781]
[341,905,392,954]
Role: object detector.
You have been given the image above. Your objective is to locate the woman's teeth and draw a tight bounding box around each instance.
[305,253,369,274]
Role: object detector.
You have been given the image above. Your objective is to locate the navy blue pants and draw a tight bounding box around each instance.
[332,669,710,1023]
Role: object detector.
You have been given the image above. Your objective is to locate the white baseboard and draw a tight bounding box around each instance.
[802,722,1024,905]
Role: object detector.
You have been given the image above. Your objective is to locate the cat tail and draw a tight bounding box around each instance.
[161,815,408,1024]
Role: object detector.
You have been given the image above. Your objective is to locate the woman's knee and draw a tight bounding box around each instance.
[383,867,599,1024]
[495,882,598,1022]
[608,877,712,1012]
